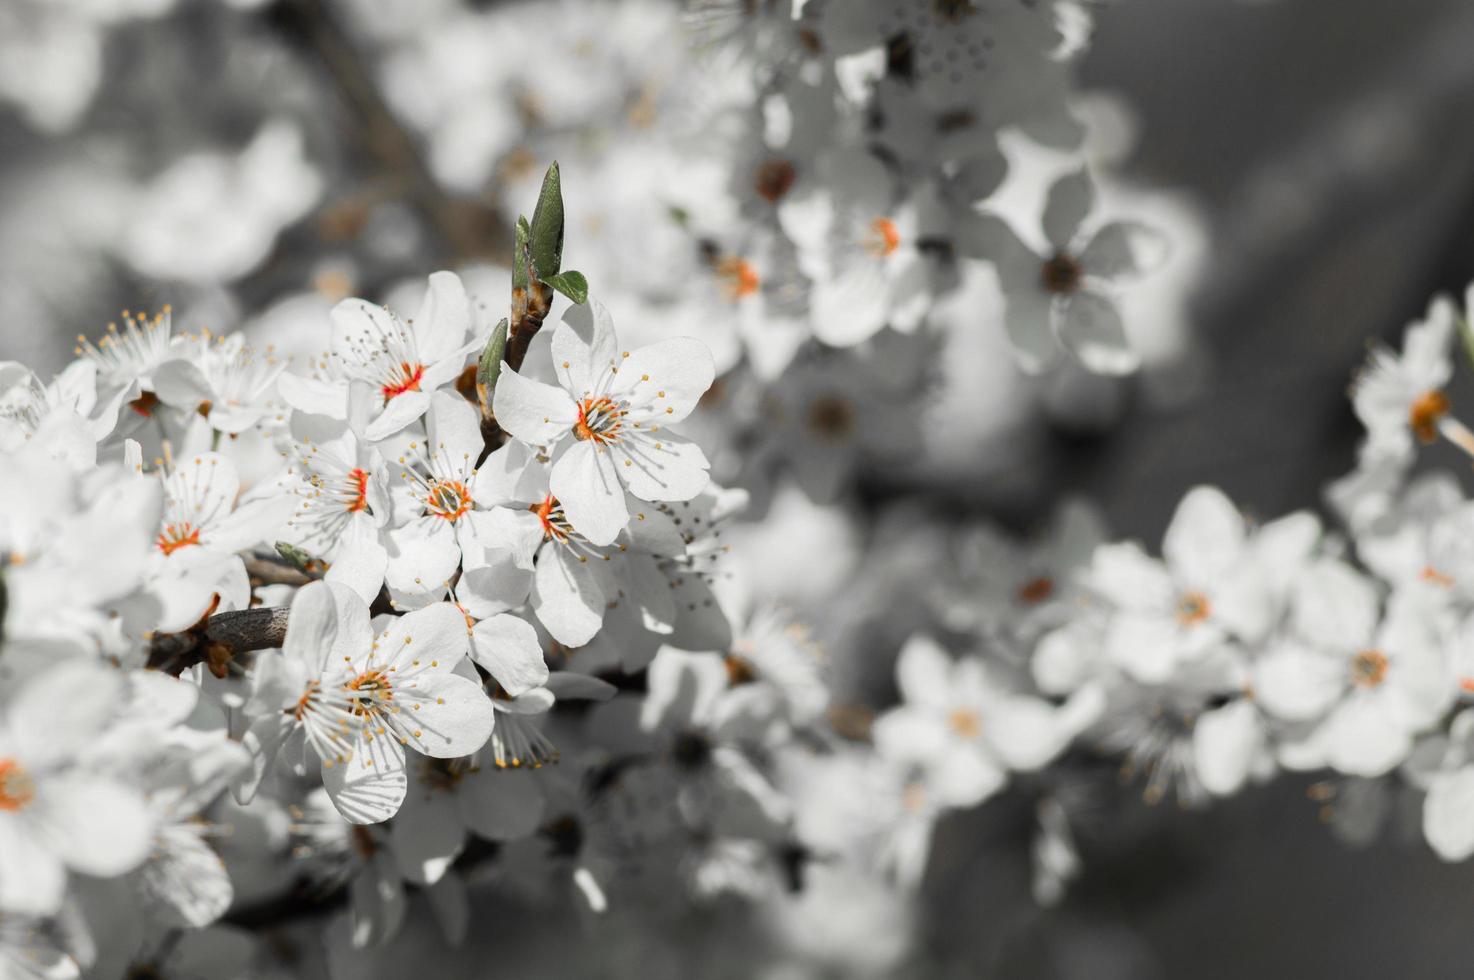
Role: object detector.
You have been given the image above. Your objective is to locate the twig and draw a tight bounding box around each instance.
[148,606,291,676]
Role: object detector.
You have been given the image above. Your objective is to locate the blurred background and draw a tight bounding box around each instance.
[6,0,1474,975]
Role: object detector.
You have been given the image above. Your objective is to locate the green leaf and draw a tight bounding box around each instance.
[512,216,531,291]
[545,270,589,305]
[528,162,564,280]
[477,317,510,406]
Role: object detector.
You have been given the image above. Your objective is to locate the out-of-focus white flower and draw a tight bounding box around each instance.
[1084,486,1278,683]
[122,121,322,284]
[957,169,1166,374]
[1353,294,1462,460]
[0,359,121,469]
[151,330,286,436]
[0,662,154,915]
[1422,711,1474,861]
[1256,571,1452,778]
[872,636,1101,809]
[778,146,931,347]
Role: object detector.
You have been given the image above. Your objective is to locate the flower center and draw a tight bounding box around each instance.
[426,479,471,521]
[724,653,760,686]
[157,522,202,555]
[347,670,393,715]
[715,257,761,301]
[1017,576,1055,605]
[1409,390,1449,444]
[948,708,982,739]
[532,494,572,543]
[290,680,321,721]
[864,217,901,258]
[1422,565,1454,588]
[346,468,369,513]
[1041,252,1083,295]
[1176,591,1212,627]
[382,361,425,403]
[573,396,625,445]
[806,395,856,442]
[0,759,34,811]
[1351,649,1389,688]
[130,390,160,418]
[754,158,797,203]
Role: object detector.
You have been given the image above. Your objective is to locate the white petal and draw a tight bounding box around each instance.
[642,648,728,732]
[1424,767,1474,861]
[1078,221,1169,280]
[375,601,470,674]
[391,790,464,885]
[459,768,545,841]
[531,545,607,646]
[469,615,548,696]
[384,519,461,596]
[322,739,407,825]
[1193,700,1261,796]
[610,338,715,423]
[364,390,431,442]
[1252,643,1344,722]
[398,674,496,759]
[1163,485,1247,587]
[550,440,628,545]
[0,817,65,915]
[1322,696,1411,778]
[413,271,472,365]
[894,635,955,710]
[491,365,577,446]
[36,775,152,876]
[1042,169,1094,250]
[552,299,619,395]
[1055,290,1138,376]
[614,432,710,504]
[135,826,234,927]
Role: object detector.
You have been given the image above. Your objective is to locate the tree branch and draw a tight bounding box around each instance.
[148,606,291,676]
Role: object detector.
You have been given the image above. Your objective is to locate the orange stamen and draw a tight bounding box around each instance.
[382,362,425,403]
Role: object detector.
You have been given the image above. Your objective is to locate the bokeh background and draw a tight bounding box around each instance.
[6,0,1474,975]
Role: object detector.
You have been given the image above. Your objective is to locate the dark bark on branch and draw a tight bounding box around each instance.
[147,606,291,675]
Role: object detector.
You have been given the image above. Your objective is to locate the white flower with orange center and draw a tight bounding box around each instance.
[1084,486,1280,684]
[142,450,294,632]
[468,439,691,647]
[1352,293,1464,458]
[151,329,287,435]
[872,636,1100,809]
[1254,567,1453,778]
[778,146,931,347]
[277,272,481,443]
[242,582,495,825]
[382,390,500,602]
[0,662,154,915]
[74,306,178,393]
[491,297,715,546]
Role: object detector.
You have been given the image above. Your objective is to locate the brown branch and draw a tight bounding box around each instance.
[244,557,317,588]
[148,606,291,676]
